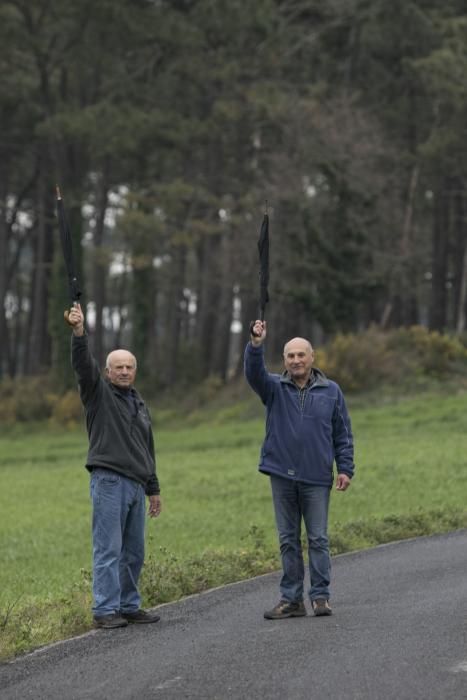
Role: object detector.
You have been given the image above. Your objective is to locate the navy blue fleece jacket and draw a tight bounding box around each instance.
[244,342,354,486]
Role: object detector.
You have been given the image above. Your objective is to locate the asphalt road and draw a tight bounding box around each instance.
[2,531,467,700]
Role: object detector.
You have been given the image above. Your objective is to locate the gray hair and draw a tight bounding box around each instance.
[105,351,137,371]
[283,337,314,356]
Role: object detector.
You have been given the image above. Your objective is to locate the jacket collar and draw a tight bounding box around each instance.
[109,382,136,396]
[280,366,329,388]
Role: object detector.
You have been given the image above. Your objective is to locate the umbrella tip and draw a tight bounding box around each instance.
[264,199,268,215]
[56,185,62,200]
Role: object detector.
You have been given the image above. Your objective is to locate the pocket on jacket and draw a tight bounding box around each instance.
[304,395,334,421]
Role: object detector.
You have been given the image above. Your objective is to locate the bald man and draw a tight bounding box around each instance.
[245,320,354,619]
[69,304,161,629]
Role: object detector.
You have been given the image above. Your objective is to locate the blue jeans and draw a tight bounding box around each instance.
[90,468,146,617]
[270,475,331,603]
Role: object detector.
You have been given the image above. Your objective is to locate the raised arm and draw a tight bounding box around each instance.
[68,303,102,405]
[244,320,274,406]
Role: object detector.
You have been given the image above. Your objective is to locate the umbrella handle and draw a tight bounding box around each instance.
[249,320,263,338]
[63,301,79,326]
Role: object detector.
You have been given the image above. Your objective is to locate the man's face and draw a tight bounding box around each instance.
[283,338,314,382]
[106,350,137,388]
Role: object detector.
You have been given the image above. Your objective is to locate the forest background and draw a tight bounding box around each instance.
[2,0,467,399]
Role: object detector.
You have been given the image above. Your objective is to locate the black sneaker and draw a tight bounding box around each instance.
[93,613,128,629]
[264,600,307,620]
[312,599,332,616]
[120,609,161,624]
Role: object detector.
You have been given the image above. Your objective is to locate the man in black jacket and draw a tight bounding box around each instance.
[68,303,162,629]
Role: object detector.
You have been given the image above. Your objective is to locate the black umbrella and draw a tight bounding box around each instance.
[257,210,269,321]
[56,185,82,305]
[250,207,270,336]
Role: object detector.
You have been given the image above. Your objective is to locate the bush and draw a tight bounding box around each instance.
[0,376,55,424]
[315,327,393,392]
[0,376,82,426]
[386,326,467,377]
[315,325,467,392]
[50,391,83,427]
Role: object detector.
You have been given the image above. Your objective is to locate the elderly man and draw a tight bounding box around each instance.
[68,303,162,629]
[244,320,354,618]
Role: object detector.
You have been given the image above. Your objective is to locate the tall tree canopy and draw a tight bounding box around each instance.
[1,0,466,388]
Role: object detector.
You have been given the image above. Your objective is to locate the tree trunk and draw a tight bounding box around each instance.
[91,169,110,367]
[27,172,54,374]
[454,191,467,334]
[132,262,156,377]
[110,270,129,349]
[381,164,419,328]
[195,234,223,379]
[234,293,258,377]
[165,244,187,385]
[429,182,450,331]
[0,178,9,378]
[452,188,467,333]
[211,231,234,380]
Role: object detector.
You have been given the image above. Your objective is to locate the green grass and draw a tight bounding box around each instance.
[1,389,467,658]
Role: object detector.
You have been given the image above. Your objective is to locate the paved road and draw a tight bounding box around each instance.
[2,531,467,700]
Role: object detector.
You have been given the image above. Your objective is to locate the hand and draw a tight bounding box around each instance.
[66,303,85,336]
[336,474,351,491]
[148,495,162,518]
[250,319,267,346]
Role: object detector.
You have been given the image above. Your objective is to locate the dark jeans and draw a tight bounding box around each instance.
[270,474,331,602]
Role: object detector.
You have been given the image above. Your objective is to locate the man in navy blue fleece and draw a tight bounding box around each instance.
[245,319,354,618]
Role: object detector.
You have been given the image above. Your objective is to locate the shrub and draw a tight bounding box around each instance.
[0,376,56,424]
[315,325,467,392]
[49,391,83,427]
[315,326,395,392]
[386,326,467,377]
[0,376,84,426]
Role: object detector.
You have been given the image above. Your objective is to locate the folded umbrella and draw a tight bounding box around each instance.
[250,207,270,336]
[56,186,82,324]
[257,210,269,321]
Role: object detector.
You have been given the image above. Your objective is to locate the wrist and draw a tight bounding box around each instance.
[73,325,85,337]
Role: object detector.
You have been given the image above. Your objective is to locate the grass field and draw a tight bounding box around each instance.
[1,389,467,657]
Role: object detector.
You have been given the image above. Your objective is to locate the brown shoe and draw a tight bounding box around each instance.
[264,600,307,620]
[312,599,332,616]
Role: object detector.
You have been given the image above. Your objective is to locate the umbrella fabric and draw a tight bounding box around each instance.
[56,188,82,304]
[257,212,269,320]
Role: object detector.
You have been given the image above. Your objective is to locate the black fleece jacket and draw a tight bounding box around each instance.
[71,334,160,495]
